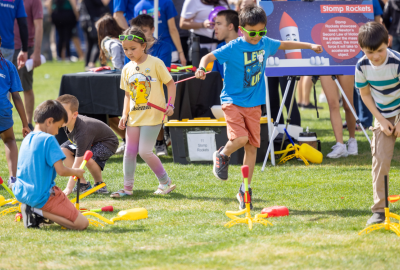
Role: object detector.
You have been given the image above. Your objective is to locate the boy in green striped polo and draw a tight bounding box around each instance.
[355,22,400,226]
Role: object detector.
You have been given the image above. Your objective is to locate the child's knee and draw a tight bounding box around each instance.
[62,147,73,156]
[73,215,89,230]
[234,136,249,146]
[138,149,153,160]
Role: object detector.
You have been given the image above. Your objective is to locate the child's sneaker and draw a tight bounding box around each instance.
[94,182,109,194]
[73,182,92,193]
[326,142,348,158]
[213,147,230,180]
[7,176,16,189]
[115,141,126,155]
[154,178,176,195]
[366,212,385,226]
[20,203,44,228]
[237,187,253,210]
[347,138,358,155]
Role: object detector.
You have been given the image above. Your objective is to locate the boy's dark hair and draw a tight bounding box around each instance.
[217,10,239,33]
[239,6,267,28]
[34,100,68,124]
[57,94,79,112]
[95,14,125,65]
[122,27,148,53]
[358,22,388,51]
[130,14,154,29]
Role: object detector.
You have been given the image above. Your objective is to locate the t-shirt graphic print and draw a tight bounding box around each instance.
[244,49,265,88]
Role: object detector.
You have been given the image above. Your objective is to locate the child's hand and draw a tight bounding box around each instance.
[380,118,394,136]
[394,121,400,137]
[119,116,127,130]
[311,44,323,54]
[195,69,206,80]
[165,106,174,117]
[73,168,85,180]
[22,126,31,137]
[63,188,73,196]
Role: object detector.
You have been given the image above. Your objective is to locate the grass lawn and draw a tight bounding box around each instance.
[1,61,400,269]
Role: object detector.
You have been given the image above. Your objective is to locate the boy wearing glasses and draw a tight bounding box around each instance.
[195,6,323,210]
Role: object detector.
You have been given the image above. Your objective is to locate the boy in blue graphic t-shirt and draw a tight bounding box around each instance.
[196,6,323,210]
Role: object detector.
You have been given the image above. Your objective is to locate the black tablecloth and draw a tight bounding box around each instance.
[58,70,223,120]
[56,70,223,144]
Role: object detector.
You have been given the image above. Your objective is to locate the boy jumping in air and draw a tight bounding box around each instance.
[196,6,323,209]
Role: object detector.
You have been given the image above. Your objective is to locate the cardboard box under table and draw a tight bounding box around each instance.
[165,117,270,165]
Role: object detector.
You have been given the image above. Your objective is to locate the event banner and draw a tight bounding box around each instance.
[260,1,373,69]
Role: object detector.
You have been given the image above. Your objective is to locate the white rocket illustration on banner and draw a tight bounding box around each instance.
[279,12,302,59]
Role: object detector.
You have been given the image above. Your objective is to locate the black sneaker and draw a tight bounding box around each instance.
[94,182,109,194]
[73,182,92,193]
[366,212,385,226]
[213,147,230,180]
[237,186,253,210]
[21,204,45,228]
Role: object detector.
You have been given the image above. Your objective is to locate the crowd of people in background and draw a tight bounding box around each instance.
[1,0,400,168]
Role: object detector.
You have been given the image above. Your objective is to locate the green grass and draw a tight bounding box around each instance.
[1,61,400,269]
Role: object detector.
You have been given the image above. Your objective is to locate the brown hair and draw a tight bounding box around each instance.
[201,0,230,9]
[57,94,79,113]
[34,100,68,124]
[130,14,154,29]
[96,14,125,65]
[239,5,267,27]
[358,21,388,50]
[122,27,148,53]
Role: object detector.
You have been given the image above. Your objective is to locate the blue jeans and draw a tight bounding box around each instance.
[354,87,373,127]
[0,47,14,61]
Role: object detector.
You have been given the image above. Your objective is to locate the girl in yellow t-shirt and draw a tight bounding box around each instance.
[111,27,176,198]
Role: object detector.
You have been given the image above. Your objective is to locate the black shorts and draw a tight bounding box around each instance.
[61,141,114,171]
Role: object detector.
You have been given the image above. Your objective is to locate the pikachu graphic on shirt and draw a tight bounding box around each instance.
[133,78,148,104]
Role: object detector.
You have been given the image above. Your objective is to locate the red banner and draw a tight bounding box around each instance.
[321,5,373,13]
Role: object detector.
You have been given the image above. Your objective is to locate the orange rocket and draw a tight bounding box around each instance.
[279,12,302,59]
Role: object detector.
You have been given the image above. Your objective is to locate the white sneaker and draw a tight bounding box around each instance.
[326,142,348,158]
[319,93,327,103]
[115,141,126,155]
[154,178,176,194]
[155,142,168,156]
[347,138,358,155]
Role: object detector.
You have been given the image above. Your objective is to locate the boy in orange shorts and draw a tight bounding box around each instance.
[13,100,89,230]
[196,6,322,209]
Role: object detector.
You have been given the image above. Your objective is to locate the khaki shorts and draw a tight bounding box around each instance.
[41,186,79,222]
[222,103,261,148]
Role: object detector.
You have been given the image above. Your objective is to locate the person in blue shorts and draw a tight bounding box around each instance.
[0,36,30,188]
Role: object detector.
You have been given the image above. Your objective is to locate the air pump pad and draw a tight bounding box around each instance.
[261,206,289,217]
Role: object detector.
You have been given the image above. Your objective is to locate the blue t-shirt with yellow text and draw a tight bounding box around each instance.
[213,36,281,107]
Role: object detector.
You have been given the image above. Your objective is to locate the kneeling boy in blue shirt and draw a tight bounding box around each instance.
[13,100,89,230]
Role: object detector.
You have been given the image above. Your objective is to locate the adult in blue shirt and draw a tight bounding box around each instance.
[134,0,186,65]
[113,0,140,29]
[124,14,172,66]
[212,10,239,79]
[0,0,29,68]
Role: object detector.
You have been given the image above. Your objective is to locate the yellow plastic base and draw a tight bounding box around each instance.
[273,143,323,165]
[82,208,148,227]
[359,208,400,237]
[0,204,21,216]
[224,204,273,230]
